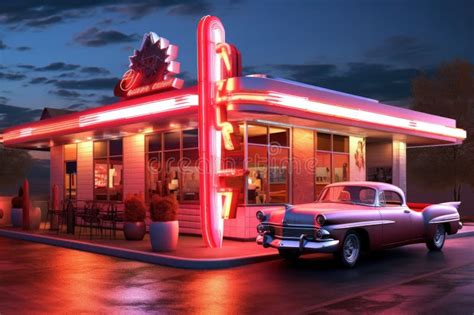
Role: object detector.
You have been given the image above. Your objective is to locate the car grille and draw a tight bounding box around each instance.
[269,224,315,239]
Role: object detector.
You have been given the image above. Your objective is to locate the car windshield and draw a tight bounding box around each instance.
[318,185,376,206]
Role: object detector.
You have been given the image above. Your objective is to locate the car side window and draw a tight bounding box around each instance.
[382,190,403,206]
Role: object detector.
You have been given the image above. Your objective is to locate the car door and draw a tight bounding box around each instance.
[379,190,413,246]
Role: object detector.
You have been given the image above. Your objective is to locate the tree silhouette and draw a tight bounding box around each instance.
[409,59,474,201]
[0,145,32,193]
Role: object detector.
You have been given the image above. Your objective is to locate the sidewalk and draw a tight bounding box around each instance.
[0,223,472,270]
[0,226,279,269]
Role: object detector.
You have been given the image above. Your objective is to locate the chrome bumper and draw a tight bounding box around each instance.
[459,221,463,230]
[256,233,339,253]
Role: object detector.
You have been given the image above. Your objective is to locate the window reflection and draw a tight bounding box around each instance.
[93,140,123,201]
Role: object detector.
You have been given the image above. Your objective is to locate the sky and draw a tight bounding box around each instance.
[0,0,473,130]
[0,0,472,198]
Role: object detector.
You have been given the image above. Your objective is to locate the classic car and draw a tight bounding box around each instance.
[256,181,462,267]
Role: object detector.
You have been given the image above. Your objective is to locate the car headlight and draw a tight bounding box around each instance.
[256,211,266,222]
[315,214,326,226]
[257,224,266,234]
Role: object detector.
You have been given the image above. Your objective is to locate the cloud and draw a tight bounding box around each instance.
[0,40,8,50]
[17,64,36,70]
[245,62,422,103]
[0,72,27,80]
[366,35,433,65]
[49,89,81,98]
[29,77,49,84]
[0,1,212,29]
[80,66,110,75]
[35,62,80,71]
[96,95,119,104]
[16,46,32,51]
[0,104,42,129]
[25,15,63,27]
[54,77,119,90]
[74,27,140,47]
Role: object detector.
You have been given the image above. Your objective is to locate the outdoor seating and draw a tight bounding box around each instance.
[98,201,124,239]
[43,200,67,234]
[76,201,102,240]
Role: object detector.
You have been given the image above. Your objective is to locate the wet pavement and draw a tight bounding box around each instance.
[0,236,473,314]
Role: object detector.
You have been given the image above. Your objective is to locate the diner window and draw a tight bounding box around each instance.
[315,133,349,198]
[93,139,123,201]
[64,144,77,200]
[146,129,200,203]
[247,124,289,204]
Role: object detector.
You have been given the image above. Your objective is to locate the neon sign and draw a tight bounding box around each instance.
[114,32,183,98]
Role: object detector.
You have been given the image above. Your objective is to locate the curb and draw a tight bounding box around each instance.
[0,229,279,269]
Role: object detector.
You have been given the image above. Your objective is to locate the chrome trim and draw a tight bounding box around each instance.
[329,220,395,230]
[267,223,315,229]
[429,214,460,224]
[256,234,339,253]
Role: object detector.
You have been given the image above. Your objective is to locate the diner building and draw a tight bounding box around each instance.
[1,17,466,242]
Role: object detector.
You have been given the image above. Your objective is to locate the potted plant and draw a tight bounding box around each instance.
[11,188,23,228]
[123,194,147,241]
[149,195,179,252]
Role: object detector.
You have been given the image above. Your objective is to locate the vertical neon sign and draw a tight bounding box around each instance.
[197,16,226,248]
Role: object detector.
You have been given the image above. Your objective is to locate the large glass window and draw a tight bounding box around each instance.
[146,129,200,203]
[247,124,289,204]
[315,133,350,198]
[93,139,123,201]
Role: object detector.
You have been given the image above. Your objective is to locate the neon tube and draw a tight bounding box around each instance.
[223,91,466,140]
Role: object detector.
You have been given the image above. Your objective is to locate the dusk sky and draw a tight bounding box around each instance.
[0,0,473,130]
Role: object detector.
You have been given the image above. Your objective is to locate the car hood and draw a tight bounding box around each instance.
[265,202,375,225]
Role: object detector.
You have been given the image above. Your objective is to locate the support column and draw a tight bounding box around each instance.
[392,140,407,194]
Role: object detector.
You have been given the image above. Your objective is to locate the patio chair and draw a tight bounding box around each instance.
[76,201,102,240]
[99,201,124,239]
[43,200,67,234]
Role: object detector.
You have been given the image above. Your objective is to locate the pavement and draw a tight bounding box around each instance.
[0,226,279,269]
[0,223,472,270]
[0,235,473,314]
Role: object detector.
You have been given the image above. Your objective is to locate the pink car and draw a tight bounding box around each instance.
[256,182,462,267]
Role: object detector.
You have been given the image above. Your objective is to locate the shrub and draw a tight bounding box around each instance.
[150,195,178,222]
[11,196,23,208]
[124,195,146,222]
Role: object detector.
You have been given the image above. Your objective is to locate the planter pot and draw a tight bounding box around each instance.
[11,208,23,227]
[123,221,146,241]
[30,207,41,230]
[149,221,179,252]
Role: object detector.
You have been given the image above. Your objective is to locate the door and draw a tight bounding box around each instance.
[65,161,77,199]
[379,190,412,245]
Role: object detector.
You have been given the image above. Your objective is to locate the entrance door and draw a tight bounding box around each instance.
[65,161,77,199]
[379,190,412,245]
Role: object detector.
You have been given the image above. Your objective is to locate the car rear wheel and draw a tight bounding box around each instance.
[335,231,361,268]
[278,248,301,260]
[426,224,446,251]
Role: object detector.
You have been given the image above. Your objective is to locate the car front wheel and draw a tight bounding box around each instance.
[335,231,361,268]
[426,224,446,251]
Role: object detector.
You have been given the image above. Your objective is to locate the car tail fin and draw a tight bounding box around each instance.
[439,201,461,210]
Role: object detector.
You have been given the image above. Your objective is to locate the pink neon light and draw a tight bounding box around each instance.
[3,94,197,143]
[198,15,227,248]
[222,91,466,140]
[79,95,197,127]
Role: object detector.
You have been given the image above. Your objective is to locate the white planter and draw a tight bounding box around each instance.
[11,208,23,227]
[149,221,179,252]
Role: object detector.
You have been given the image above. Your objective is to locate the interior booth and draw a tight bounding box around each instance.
[2,17,465,243]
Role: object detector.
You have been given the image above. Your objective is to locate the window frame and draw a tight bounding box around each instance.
[245,122,291,205]
[315,132,350,199]
[380,190,404,207]
[93,139,124,201]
